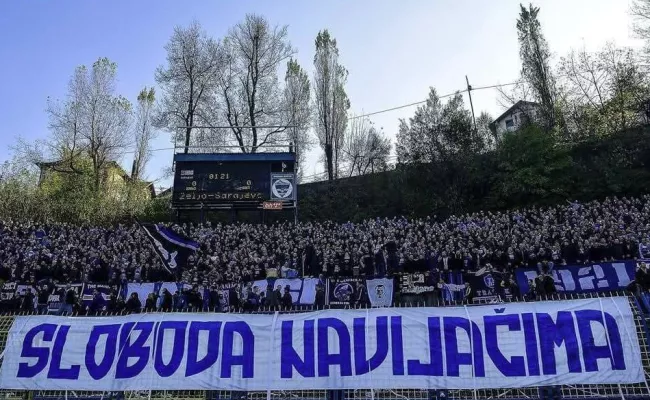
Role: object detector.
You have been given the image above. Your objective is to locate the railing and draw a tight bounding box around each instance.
[1,292,650,400]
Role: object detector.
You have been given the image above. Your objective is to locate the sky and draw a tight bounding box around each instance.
[0,0,642,192]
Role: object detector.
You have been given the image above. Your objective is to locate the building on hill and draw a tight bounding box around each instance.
[490,100,540,136]
[36,159,155,199]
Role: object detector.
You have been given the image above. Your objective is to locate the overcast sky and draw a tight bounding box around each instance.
[0,0,641,190]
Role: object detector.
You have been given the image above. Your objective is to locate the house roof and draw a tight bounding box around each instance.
[493,100,539,124]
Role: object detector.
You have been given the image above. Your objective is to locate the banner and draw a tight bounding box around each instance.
[328,277,364,307]
[399,273,436,295]
[0,298,642,391]
[366,278,394,307]
[462,270,515,303]
[328,278,394,307]
[515,261,636,295]
[0,282,19,302]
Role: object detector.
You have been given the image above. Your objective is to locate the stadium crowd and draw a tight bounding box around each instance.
[0,195,649,313]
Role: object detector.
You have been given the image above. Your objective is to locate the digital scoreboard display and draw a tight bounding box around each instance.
[172,153,296,207]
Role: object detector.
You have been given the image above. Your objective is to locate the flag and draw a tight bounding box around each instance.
[640,243,650,260]
[366,278,394,307]
[139,222,199,275]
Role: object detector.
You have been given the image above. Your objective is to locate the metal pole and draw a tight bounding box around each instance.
[175,125,298,129]
[466,75,477,132]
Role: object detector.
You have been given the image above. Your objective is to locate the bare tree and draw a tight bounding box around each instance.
[154,21,223,153]
[35,58,132,192]
[132,87,156,182]
[343,116,391,176]
[83,58,133,191]
[18,66,91,176]
[313,30,350,181]
[632,0,650,63]
[558,43,649,137]
[283,58,313,178]
[218,14,295,153]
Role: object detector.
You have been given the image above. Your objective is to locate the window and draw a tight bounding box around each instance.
[505,119,514,129]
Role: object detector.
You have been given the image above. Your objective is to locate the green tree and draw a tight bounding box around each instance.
[516,4,558,131]
[396,88,482,163]
[491,124,573,207]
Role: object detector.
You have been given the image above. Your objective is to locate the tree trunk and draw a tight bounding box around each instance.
[325,144,334,181]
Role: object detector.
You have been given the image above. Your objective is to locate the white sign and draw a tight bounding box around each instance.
[0,298,642,391]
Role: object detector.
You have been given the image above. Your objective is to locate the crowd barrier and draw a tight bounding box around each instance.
[0,292,649,400]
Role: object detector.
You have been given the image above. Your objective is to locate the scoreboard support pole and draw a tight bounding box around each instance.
[294,201,298,225]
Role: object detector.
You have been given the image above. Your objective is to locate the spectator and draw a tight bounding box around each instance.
[281,286,293,309]
[160,288,173,311]
[354,281,370,308]
[58,286,76,315]
[145,292,157,310]
[463,282,474,304]
[88,289,104,314]
[126,292,142,313]
[0,195,648,312]
[21,288,35,312]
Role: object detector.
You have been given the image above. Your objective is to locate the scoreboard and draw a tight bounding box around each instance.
[172,153,296,208]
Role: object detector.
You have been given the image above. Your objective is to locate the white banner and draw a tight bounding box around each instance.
[0,298,643,391]
[367,278,394,307]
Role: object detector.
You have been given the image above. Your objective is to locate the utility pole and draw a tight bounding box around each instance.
[466,75,477,132]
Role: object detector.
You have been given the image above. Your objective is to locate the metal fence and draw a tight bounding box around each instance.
[1,292,650,400]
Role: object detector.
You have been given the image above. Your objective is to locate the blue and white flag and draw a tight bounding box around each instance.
[139,223,199,275]
[639,243,650,260]
[367,278,394,307]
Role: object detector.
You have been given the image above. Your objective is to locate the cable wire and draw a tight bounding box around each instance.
[123,79,521,186]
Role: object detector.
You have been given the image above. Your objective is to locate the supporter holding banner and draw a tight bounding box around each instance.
[81,283,113,311]
[47,283,83,313]
[462,266,516,303]
[516,261,636,295]
[0,298,642,391]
